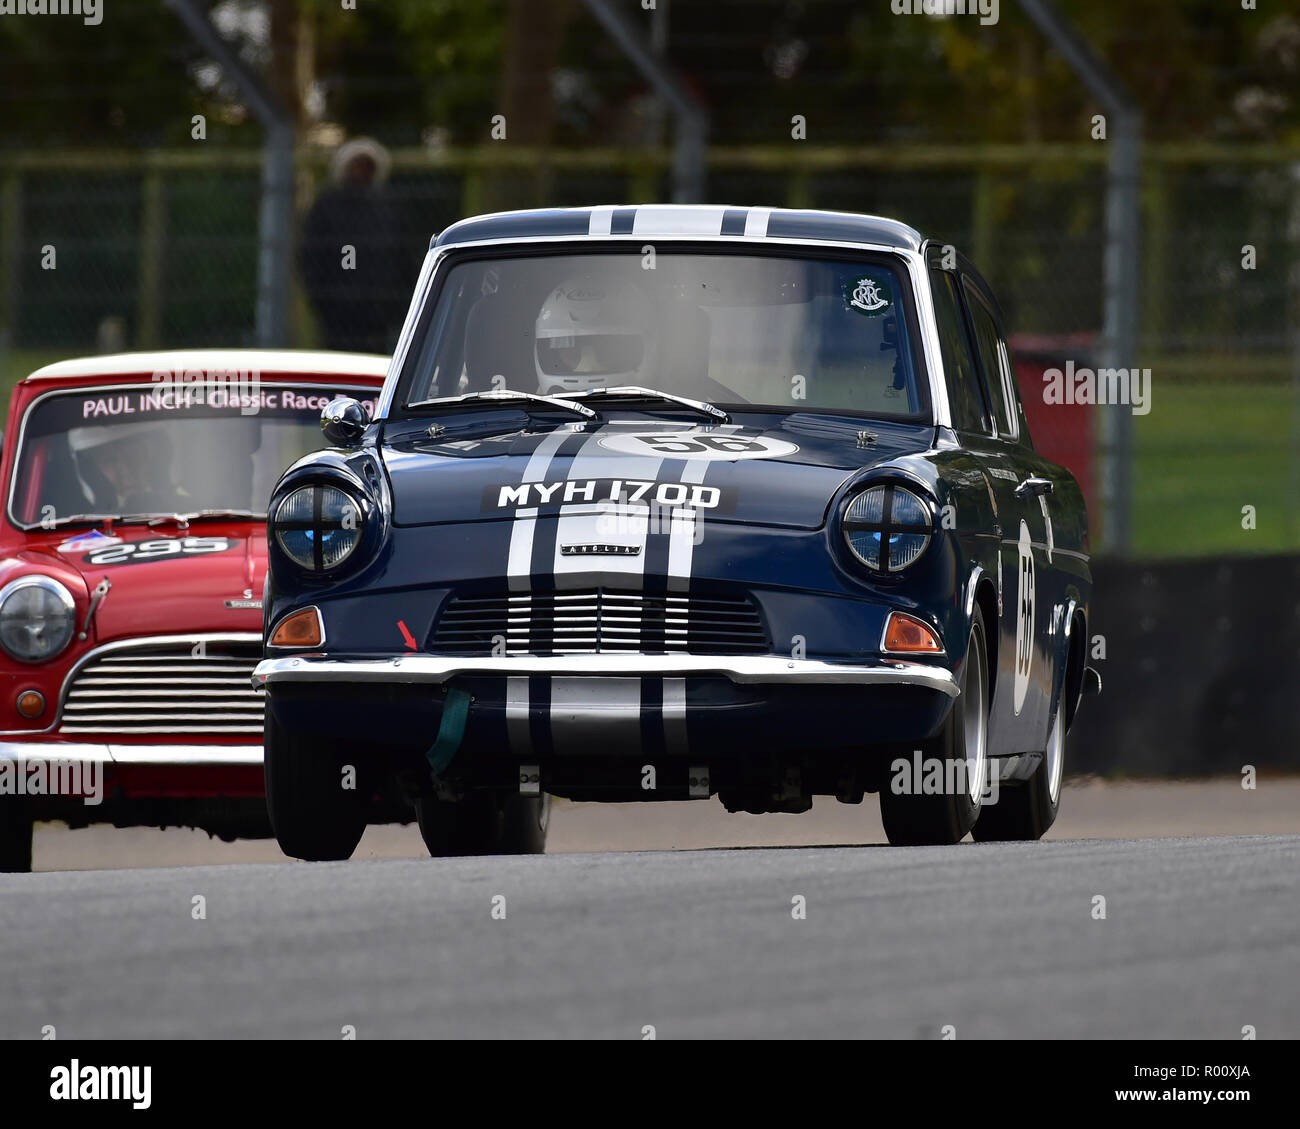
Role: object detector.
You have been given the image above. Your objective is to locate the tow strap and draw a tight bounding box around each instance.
[425,687,471,777]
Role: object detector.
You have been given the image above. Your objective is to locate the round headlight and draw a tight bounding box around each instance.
[0,575,76,663]
[273,484,364,571]
[843,484,933,573]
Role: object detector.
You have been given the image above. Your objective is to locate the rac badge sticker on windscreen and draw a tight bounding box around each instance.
[596,431,798,462]
[83,536,233,566]
[847,276,890,315]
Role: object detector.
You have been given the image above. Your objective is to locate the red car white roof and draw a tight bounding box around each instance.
[25,350,391,382]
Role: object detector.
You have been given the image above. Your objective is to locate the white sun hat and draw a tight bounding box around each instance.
[330,136,393,186]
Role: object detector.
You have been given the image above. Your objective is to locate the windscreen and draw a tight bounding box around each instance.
[401,250,926,418]
[9,382,379,527]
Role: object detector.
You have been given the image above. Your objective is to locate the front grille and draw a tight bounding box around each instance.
[59,640,264,735]
[430,588,770,656]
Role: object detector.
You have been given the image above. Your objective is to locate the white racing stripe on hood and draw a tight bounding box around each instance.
[508,427,579,592]
[665,424,742,593]
[550,424,671,588]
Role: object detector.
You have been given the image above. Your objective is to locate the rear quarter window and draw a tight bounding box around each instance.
[929,269,989,434]
[965,288,1017,440]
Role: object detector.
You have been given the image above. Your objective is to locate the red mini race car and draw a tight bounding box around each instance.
[0,350,388,871]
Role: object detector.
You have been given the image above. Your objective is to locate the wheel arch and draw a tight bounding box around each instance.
[1063,604,1087,731]
[971,572,999,707]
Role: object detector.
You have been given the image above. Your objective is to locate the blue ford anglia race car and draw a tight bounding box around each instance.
[253,205,1098,859]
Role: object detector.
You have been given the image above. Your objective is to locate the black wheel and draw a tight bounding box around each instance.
[0,800,34,873]
[415,792,549,857]
[879,606,990,846]
[264,708,368,861]
[973,685,1065,842]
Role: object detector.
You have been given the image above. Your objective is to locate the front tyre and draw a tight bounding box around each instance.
[415,792,550,857]
[0,800,34,873]
[973,690,1064,842]
[879,606,990,846]
[264,708,368,861]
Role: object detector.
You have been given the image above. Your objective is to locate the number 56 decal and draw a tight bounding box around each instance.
[598,431,798,461]
[85,537,232,566]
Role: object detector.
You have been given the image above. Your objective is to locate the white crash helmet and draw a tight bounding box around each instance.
[67,424,169,504]
[533,277,653,395]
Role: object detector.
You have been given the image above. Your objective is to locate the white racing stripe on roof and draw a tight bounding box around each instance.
[632,206,729,236]
[588,205,615,235]
[743,207,771,237]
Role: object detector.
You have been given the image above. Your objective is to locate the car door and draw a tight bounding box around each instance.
[927,264,1020,753]
[959,273,1056,755]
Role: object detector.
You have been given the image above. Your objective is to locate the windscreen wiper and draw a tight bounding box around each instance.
[555,386,729,423]
[37,513,120,530]
[408,389,599,420]
[114,510,264,529]
[155,509,263,523]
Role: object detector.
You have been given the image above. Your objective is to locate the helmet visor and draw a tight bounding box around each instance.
[536,334,644,377]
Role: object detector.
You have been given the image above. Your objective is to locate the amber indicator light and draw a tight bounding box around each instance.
[270,608,323,648]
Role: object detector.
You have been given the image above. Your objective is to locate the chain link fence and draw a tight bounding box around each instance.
[1,144,1296,556]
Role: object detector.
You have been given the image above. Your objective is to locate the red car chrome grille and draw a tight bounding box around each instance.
[59,640,264,735]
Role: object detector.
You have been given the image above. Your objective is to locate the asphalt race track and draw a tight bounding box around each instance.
[3,782,1298,1039]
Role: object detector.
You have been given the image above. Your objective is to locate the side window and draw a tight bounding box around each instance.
[996,337,1030,446]
[965,287,1017,440]
[929,269,989,434]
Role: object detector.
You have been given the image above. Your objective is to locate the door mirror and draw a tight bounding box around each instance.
[320,397,369,447]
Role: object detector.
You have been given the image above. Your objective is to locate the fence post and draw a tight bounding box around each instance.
[1290,162,1300,549]
[136,165,165,350]
[166,0,295,347]
[582,0,708,203]
[1016,0,1143,556]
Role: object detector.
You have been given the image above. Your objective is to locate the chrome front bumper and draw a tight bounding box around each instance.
[252,653,960,698]
[0,742,263,766]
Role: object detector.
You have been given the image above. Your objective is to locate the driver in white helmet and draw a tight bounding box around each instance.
[68,425,182,514]
[533,276,656,396]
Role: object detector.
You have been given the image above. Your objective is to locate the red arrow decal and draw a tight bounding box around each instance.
[397,620,418,651]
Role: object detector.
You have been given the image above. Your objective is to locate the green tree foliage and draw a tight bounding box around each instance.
[0,1,210,148]
[314,0,506,145]
[0,0,1295,150]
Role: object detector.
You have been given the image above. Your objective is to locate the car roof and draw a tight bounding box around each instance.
[23,349,391,383]
[432,205,924,253]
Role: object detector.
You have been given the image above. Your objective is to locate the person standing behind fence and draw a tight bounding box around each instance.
[299,137,411,355]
